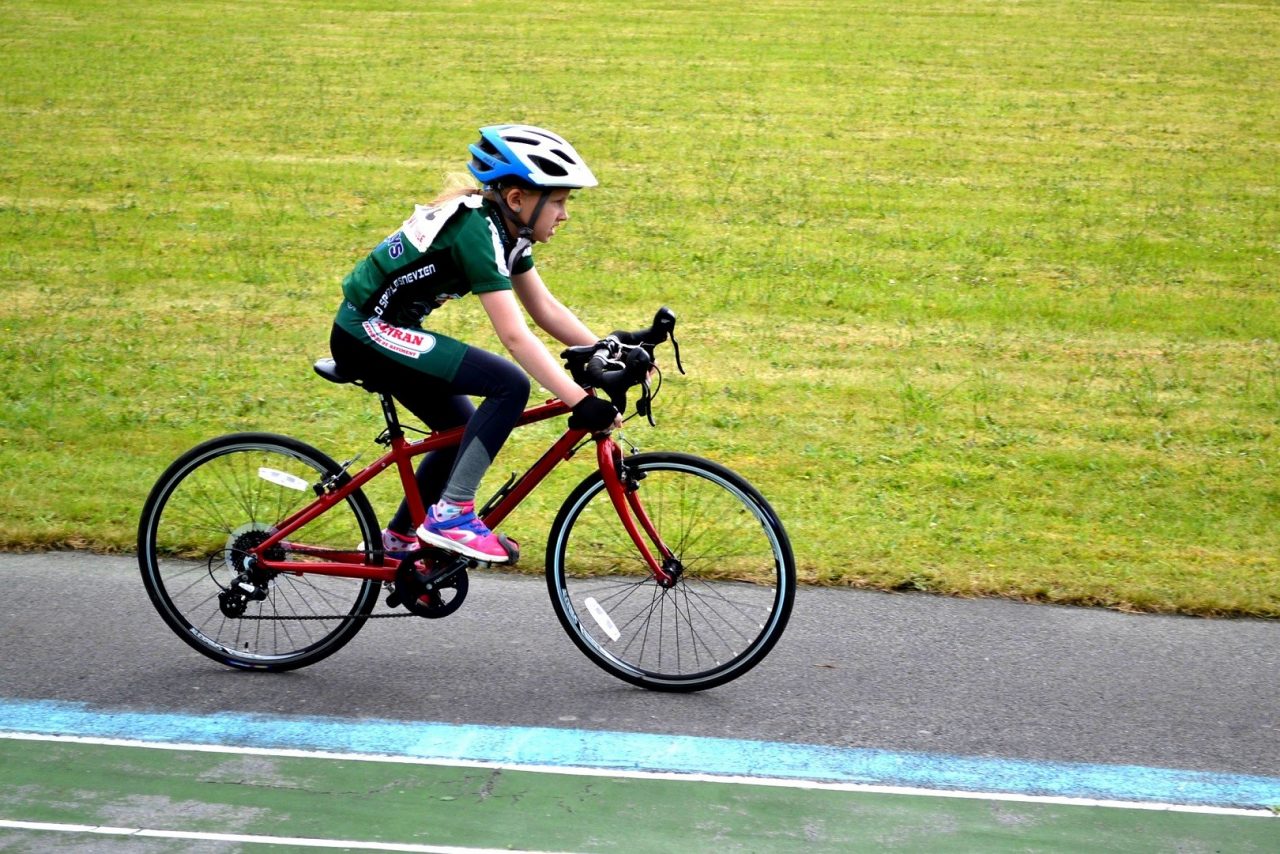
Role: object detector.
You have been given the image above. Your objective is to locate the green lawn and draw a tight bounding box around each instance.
[1,0,1276,615]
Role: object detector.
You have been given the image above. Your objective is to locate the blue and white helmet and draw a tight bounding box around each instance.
[468,125,598,189]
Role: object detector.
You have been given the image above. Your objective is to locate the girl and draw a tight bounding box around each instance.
[329,124,620,563]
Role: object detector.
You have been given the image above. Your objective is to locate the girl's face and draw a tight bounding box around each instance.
[507,187,573,243]
[531,189,572,243]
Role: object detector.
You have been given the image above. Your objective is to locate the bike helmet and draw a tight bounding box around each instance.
[467,125,598,189]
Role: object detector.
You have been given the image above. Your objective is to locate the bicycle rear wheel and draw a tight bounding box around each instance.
[546,452,795,691]
[137,432,381,671]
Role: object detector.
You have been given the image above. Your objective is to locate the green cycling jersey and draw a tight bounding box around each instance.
[340,194,534,328]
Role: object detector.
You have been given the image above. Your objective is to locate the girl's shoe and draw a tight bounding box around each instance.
[357,528,417,560]
[416,501,510,563]
[380,528,418,558]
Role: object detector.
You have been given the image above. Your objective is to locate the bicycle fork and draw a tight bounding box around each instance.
[596,438,679,587]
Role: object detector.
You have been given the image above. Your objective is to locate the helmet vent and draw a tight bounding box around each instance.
[530,155,569,177]
[478,139,507,162]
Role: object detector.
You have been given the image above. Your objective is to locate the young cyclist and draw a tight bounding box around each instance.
[329,124,620,563]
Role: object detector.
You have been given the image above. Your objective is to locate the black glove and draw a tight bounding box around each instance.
[568,395,618,431]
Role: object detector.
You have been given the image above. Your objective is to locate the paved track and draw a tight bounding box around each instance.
[2,551,1276,778]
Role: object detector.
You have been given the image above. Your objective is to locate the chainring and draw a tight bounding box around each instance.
[392,553,469,619]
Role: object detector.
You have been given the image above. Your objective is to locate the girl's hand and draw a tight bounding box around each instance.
[568,395,620,432]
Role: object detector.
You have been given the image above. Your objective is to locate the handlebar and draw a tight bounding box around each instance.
[561,306,684,424]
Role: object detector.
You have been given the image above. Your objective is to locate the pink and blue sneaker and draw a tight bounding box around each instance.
[416,500,511,563]
[358,528,418,561]
[379,528,418,559]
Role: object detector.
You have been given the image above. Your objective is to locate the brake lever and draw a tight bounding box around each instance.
[637,377,655,426]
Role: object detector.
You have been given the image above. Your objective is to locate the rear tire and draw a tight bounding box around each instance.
[546,452,795,691]
[137,432,381,671]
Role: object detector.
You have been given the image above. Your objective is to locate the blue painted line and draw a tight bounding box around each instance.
[2,699,1278,810]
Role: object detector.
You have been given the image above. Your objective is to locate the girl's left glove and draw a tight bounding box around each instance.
[568,395,619,431]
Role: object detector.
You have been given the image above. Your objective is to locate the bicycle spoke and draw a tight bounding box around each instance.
[139,435,381,671]
[549,453,794,691]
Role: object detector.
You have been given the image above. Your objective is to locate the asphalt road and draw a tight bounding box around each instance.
[1,552,1276,778]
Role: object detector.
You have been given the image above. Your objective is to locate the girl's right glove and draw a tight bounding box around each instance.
[568,395,619,431]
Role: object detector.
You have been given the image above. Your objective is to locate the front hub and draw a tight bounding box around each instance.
[657,556,684,588]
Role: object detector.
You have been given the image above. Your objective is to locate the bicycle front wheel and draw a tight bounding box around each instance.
[137,432,382,671]
[546,452,796,691]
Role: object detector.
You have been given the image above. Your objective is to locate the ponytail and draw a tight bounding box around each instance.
[429,172,483,206]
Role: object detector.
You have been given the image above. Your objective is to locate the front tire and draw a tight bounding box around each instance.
[546,452,795,691]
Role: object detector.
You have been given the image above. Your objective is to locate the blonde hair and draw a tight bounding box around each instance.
[429,172,483,206]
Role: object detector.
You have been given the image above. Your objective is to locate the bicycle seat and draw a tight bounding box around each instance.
[314,358,383,392]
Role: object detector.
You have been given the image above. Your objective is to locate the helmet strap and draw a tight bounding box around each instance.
[491,185,552,271]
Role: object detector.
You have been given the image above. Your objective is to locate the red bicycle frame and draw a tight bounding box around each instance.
[247,397,675,585]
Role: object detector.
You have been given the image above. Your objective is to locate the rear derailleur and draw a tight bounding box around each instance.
[217,544,273,618]
[218,571,269,618]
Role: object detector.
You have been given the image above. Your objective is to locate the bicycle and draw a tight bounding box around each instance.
[137,308,796,692]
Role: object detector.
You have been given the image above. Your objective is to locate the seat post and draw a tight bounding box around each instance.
[378,391,404,439]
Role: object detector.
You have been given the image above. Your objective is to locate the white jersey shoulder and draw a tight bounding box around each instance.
[401,194,485,253]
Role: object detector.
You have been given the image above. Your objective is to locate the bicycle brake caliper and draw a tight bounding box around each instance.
[314,453,362,496]
[620,456,646,492]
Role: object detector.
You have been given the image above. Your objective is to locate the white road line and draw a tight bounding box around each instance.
[0,819,563,853]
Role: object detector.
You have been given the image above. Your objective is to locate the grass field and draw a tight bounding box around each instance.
[1,0,1276,616]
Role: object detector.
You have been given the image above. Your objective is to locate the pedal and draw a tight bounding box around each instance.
[497,533,520,565]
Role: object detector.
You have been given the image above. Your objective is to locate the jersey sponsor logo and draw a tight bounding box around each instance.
[384,232,405,259]
[401,194,485,252]
[363,319,436,360]
[373,262,438,320]
[389,263,437,289]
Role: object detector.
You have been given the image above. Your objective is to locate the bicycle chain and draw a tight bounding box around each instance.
[220,548,464,621]
[232,611,415,620]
